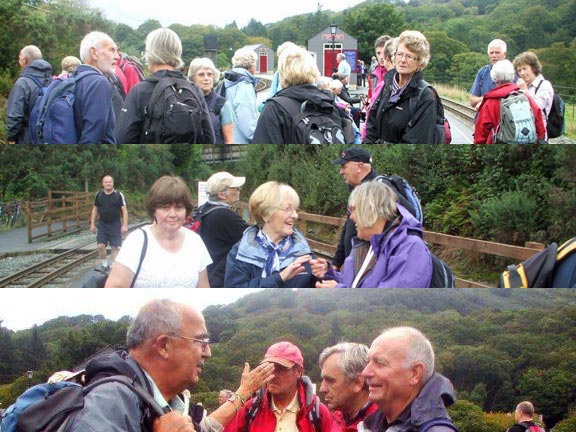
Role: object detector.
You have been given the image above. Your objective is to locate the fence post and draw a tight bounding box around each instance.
[26,200,32,243]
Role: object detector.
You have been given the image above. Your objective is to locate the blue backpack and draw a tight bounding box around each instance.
[374,174,423,223]
[28,70,99,144]
[0,375,163,432]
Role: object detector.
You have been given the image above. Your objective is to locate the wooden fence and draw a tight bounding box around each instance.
[232,202,545,288]
[24,190,93,243]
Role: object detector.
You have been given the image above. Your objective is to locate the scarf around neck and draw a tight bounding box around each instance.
[255,229,294,277]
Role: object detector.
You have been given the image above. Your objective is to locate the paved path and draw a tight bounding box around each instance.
[0,223,92,255]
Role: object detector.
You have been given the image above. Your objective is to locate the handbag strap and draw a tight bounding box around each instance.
[130,228,148,288]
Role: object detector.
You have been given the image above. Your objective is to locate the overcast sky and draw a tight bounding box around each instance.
[89,0,365,29]
[0,289,264,331]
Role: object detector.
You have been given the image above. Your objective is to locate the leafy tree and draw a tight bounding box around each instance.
[448,400,491,432]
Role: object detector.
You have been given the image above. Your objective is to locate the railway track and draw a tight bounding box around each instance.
[440,97,476,124]
[0,222,148,288]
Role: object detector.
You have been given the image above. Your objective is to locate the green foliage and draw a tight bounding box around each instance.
[553,409,576,432]
[448,400,492,432]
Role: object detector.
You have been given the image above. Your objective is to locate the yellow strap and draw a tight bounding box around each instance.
[557,237,576,261]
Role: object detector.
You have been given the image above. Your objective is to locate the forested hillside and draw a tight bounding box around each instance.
[1,289,575,429]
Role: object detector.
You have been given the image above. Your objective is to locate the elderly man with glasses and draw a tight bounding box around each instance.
[225,341,335,432]
[68,299,274,432]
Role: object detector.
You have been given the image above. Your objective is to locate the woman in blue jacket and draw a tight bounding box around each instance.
[224,181,316,288]
[310,180,433,288]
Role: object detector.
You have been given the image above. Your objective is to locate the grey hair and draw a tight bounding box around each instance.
[187,57,220,82]
[79,32,113,63]
[490,59,515,84]
[21,45,42,61]
[319,342,369,381]
[337,53,346,61]
[144,28,183,69]
[232,47,258,69]
[126,299,184,348]
[488,39,507,54]
[378,326,435,381]
[383,37,397,60]
[394,30,431,70]
[348,181,398,229]
[516,401,536,417]
[329,79,343,91]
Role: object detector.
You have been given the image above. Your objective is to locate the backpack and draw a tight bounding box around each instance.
[409,80,451,144]
[272,96,346,144]
[513,423,545,432]
[118,54,146,82]
[141,75,210,144]
[535,81,565,138]
[216,70,253,98]
[206,93,227,144]
[493,91,537,144]
[407,229,456,288]
[499,236,576,288]
[374,175,423,224]
[419,418,459,432]
[0,375,163,432]
[28,70,99,144]
[184,204,222,234]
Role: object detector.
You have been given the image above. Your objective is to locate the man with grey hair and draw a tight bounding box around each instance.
[74,31,120,143]
[361,326,457,432]
[319,343,378,432]
[337,53,351,77]
[6,45,52,143]
[474,59,545,144]
[68,299,274,432]
[196,171,249,287]
[470,39,509,110]
[507,401,545,432]
[220,47,259,143]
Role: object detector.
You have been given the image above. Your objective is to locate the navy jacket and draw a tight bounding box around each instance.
[73,65,116,144]
[6,59,53,143]
[224,225,316,288]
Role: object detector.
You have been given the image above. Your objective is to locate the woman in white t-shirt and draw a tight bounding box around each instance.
[106,176,212,288]
[513,51,554,129]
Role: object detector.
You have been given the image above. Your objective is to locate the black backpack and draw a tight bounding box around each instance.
[407,229,455,288]
[408,79,451,144]
[141,76,211,143]
[271,95,346,144]
[1,375,163,432]
[535,81,565,138]
[499,236,576,288]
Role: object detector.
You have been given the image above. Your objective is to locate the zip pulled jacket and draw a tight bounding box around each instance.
[364,70,437,144]
[362,373,456,432]
[224,377,336,432]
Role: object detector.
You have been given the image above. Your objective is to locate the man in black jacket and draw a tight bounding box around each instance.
[506,402,545,432]
[199,172,249,287]
[6,45,52,144]
[331,147,378,270]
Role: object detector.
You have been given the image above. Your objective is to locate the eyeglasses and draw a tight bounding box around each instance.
[166,333,211,350]
[273,364,295,373]
[395,52,417,62]
[279,206,299,215]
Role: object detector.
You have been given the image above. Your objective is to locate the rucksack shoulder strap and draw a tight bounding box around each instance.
[22,74,43,88]
[130,229,148,288]
[419,418,458,432]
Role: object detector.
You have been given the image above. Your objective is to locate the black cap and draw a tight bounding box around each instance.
[332,147,372,165]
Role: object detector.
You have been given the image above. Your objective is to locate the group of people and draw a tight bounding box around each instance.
[10,27,559,145]
[53,298,470,432]
[470,39,555,144]
[93,146,434,288]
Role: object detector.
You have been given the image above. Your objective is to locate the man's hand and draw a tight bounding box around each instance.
[153,412,195,432]
[121,225,128,234]
[236,361,275,399]
[90,224,96,234]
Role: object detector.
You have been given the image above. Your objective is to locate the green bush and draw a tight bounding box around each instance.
[449,400,492,432]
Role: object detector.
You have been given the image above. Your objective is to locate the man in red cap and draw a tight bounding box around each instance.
[224,341,335,432]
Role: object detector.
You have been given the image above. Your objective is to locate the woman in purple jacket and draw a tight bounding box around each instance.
[311,181,432,288]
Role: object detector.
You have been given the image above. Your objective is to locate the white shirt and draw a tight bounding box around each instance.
[116,225,212,287]
[527,74,554,122]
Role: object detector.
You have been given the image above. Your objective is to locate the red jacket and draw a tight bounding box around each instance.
[474,83,546,144]
[224,378,336,432]
[331,402,379,432]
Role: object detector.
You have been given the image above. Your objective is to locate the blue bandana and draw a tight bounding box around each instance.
[255,230,294,277]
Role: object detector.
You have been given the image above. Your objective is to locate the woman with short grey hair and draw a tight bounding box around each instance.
[364,30,440,143]
[116,28,214,144]
[188,57,236,144]
[310,180,433,287]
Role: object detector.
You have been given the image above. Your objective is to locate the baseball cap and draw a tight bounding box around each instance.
[332,147,372,165]
[260,341,304,368]
[205,172,246,195]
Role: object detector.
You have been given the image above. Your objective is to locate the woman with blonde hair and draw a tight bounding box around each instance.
[310,180,433,288]
[224,181,316,287]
